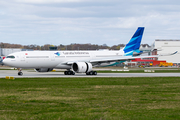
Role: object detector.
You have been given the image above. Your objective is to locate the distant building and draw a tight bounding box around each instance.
[139,44,153,56]
[2,48,22,56]
[129,40,180,66]
[153,40,180,64]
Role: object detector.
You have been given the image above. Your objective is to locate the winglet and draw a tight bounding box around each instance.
[159,51,178,56]
[171,51,178,55]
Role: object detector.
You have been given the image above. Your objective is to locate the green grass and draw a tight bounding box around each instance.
[1,77,180,120]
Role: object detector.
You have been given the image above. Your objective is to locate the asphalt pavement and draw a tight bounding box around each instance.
[0,70,180,78]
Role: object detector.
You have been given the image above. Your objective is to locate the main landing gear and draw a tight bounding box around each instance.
[64,71,75,75]
[17,68,23,76]
[64,70,97,75]
[86,71,97,75]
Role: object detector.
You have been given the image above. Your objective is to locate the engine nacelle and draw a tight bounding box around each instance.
[72,62,92,73]
[35,68,53,72]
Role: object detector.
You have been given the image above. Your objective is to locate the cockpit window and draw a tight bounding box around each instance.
[6,56,15,59]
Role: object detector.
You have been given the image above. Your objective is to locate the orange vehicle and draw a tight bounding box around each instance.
[159,62,173,67]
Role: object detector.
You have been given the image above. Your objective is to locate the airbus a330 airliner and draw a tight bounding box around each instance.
[3,27,177,76]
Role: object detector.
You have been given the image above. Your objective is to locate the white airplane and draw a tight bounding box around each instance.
[3,27,177,76]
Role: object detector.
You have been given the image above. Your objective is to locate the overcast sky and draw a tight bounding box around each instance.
[0,0,180,46]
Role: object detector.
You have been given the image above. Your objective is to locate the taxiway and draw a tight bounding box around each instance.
[0,70,180,78]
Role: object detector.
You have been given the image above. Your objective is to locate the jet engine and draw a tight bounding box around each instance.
[35,68,53,72]
[72,62,92,73]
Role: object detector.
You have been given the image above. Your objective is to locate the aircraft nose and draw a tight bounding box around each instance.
[2,59,8,65]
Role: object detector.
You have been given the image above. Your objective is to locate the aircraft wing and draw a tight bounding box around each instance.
[89,55,158,63]
[90,51,178,63]
[64,51,177,65]
[64,55,158,65]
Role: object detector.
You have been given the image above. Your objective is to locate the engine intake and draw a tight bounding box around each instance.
[72,62,92,73]
[35,68,53,72]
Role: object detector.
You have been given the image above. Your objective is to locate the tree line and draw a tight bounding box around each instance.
[0,42,126,50]
[0,42,150,50]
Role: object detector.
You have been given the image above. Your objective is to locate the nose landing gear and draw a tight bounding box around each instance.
[17,68,23,76]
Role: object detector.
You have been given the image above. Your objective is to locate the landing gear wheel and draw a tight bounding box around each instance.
[86,71,97,75]
[18,72,23,76]
[71,71,75,75]
[67,71,71,75]
[89,71,93,75]
[93,71,97,75]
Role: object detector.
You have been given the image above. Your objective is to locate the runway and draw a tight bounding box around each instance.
[0,70,180,78]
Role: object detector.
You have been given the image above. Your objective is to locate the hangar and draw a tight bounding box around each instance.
[153,40,180,64]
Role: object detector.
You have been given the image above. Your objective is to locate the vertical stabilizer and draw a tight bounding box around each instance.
[123,27,144,56]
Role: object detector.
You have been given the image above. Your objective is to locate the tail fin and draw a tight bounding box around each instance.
[123,27,144,56]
